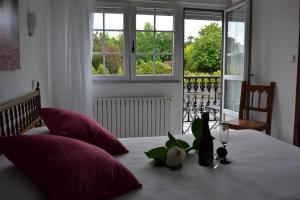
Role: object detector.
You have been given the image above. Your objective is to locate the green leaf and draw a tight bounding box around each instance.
[191,118,203,139]
[145,147,168,161]
[185,146,194,153]
[166,132,178,148]
[193,137,200,151]
[166,132,181,148]
[176,139,190,149]
[168,132,177,143]
[166,139,190,150]
[165,140,177,149]
[166,132,190,150]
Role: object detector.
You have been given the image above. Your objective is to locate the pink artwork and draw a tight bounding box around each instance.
[0,0,20,70]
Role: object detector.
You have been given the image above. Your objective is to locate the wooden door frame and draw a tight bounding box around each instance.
[293,4,300,147]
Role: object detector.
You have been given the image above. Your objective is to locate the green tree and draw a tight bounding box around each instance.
[184,44,195,72]
[136,60,153,75]
[155,61,172,74]
[185,23,222,73]
[155,32,173,62]
[105,48,123,74]
[185,36,194,45]
[92,31,124,74]
[136,23,173,74]
[93,32,102,52]
[136,23,154,54]
[136,23,172,60]
[136,60,172,75]
[92,53,103,71]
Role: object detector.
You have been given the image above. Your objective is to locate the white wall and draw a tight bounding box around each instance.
[251,0,299,143]
[0,0,49,106]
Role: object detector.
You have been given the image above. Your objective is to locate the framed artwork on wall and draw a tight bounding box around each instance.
[0,0,20,70]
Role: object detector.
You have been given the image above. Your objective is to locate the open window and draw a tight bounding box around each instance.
[182,0,251,133]
[182,9,223,133]
[222,0,251,120]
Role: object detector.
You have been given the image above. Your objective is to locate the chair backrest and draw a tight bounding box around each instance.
[239,81,275,132]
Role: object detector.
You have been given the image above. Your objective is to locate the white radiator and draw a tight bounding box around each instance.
[93,97,172,138]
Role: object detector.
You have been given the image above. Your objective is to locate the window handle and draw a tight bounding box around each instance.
[131,41,135,53]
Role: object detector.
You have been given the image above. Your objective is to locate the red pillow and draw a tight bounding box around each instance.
[39,108,128,155]
[0,135,142,200]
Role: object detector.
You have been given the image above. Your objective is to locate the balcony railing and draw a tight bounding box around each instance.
[183,76,221,133]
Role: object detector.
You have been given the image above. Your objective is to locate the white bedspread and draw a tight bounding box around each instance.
[114,130,300,200]
[1,129,300,200]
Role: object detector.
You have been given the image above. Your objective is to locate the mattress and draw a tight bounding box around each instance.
[1,128,300,200]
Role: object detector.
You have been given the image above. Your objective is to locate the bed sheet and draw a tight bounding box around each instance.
[114,130,300,200]
[1,129,300,200]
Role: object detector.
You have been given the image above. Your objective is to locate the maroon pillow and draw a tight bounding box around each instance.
[39,108,128,155]
[0,135,142,200]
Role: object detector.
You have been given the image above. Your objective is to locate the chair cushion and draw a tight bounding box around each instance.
[223,119,267,131]
[39,108,128,155]
[0,135,142,200]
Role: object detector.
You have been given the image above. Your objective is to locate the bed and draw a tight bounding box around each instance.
[1,87,300,200]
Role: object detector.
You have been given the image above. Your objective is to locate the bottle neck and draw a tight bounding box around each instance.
[202,112,210,135]
[202,112,209,125]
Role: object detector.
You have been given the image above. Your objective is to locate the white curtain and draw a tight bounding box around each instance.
[48,0,93,116]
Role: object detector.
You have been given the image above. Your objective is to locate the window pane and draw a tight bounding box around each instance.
[155,32,173,53]
[135,8,175,78]
[93,13,103,29]
[92,9,125,77]
[136,54,154,75]
[155,55,172,75]
[105,31,123,52]
[136,31,154,53]
[225,7,245,75]
[224,80,242,112]
[156,15,173,31]
[105,13,123,30]
[105,54,124,75]
[92,53,105,75]
[93,31,103,52]
[136,14,154,30]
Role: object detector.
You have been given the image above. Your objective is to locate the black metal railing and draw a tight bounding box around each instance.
[183,76,221,132]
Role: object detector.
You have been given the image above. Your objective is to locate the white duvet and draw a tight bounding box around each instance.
[1,128,300,200]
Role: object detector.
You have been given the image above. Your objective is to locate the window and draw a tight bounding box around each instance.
[92,8,125,77]
[135,8,174,76]
[92,4,180,81]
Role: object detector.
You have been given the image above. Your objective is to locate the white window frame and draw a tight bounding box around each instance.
[129,3,181,81]
[92,2,130,81]
[92,2,182,82]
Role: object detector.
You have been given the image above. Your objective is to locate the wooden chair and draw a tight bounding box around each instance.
[222,81,275,135]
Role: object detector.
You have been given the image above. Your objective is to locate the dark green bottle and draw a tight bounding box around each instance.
[198,112,214,167]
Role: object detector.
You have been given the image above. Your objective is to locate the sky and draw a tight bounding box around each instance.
[93,13,244,44]
[184,19,221,41]
[93,13,221,40]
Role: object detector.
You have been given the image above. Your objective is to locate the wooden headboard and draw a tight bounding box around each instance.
[0,82,42,136]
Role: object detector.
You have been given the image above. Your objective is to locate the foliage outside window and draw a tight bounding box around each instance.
[92,9,125,76]
[135,8,174,76]
[184,23,222,76]
[184,6,223,77]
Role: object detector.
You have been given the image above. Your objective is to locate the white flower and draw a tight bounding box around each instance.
[166,146,187,168]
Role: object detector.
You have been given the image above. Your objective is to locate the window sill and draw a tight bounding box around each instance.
[92,76,181,83]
